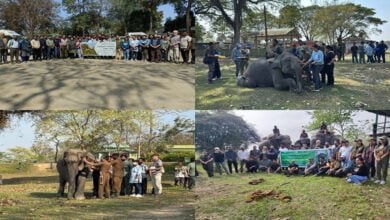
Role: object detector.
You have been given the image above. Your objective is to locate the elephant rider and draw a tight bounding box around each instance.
[84,156,112,199]
[110,153,124,198]
[266,39,283,60]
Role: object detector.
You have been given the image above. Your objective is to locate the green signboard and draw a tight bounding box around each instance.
[279,149,329,168]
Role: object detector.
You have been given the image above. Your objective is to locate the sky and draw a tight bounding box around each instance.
[199,0,390,41]
[0,111,194,152]
[234,110,381,143]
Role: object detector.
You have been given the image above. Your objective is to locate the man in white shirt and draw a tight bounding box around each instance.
[237,147,249,173]
[338,139,352,160]
[31,36,41,61]
[7,35,19,63]
[180,31,191,64]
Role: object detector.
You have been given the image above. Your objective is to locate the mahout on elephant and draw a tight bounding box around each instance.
[237,52,303,93]
[57,149,95,200]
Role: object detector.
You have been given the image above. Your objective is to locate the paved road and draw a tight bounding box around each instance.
[0,59,194,110]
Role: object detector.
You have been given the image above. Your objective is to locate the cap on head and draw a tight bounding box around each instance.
[236,43,241,47]
[214,147,220,151]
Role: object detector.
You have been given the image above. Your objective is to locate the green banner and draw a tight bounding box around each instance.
[279,149,329,168]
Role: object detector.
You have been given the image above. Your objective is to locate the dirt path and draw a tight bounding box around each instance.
[0,59,194,110]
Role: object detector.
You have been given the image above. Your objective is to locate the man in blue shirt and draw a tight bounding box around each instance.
[150,33,161,62]
[231,43,243,78]
[121,36,130,60]
[303,44,324,92]
[140,35,150,62]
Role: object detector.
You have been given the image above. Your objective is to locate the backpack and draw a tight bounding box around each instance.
[203,50,212,64]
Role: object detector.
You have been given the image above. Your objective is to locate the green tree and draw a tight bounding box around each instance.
[7,146,35,162]
[195,111,260,151]
[196,0,299,44]
[278,5,301,28]
[312,3,386,43]
[306,110,356,139]
[297,5,321,41]
[0,0,60,36]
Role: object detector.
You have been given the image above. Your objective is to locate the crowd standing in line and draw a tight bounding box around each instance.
[0,30,195,64]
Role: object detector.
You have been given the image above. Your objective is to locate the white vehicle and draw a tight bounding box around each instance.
[0,29,21,37]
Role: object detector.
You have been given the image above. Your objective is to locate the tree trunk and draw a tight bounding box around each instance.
[186,0,192,33]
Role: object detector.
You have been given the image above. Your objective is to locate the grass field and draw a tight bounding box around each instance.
[195,167,390,220]
[195,55,390,110]
[0,163,195,220]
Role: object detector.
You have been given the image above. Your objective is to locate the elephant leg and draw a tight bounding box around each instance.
[57,177,66,197]
[74,175,87,200]
[67,177,76,200]
[237,77,257,88]
[272,70,290,90]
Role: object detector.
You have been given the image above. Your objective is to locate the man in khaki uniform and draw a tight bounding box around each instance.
[84,156,112,199]
[110,153,124,197]
[0,33,8,64]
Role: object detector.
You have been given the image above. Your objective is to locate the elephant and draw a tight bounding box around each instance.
[57,149,95,200]
[257,134,292,150]
[237,52,303,93]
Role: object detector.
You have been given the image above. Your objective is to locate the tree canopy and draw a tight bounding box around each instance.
[195,111,260,151]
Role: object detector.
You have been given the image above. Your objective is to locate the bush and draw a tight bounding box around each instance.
[159,151,195,162]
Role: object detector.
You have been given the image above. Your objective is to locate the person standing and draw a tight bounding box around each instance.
[213,147,229,175]
[350,42,358,64]
[120,154,132,196]
[237,147,249,173]
[150,33,161,63]
[53,36,60,58]
[180,31,191,64]
[303,44,324,92]
[46,36,54,60]
[169,30,180,63]
[199,150,214,177]
[365,42,374,63]
[39,36,47,60]
[0,33,8,64]
[358,41,366,64]
[84,156,112,199]
[110,153,124,198]
[205,42,218,84]
[377,40,388,63]
[121,36,130,60]
[31,36,41,61]
[129,35,139,61]
[149,154,163,195]
[225,146,238,174]
[160,35,169,62]
[140,35,150,62]
[231,43,243,78]
[7,35,20,63]
[138,158,148,195]
[20,36,32,63]
[363,138,376,181]
[323,45,336,86]
[129,160,143,197]
[187,158,196,190]
[374,136,389,185]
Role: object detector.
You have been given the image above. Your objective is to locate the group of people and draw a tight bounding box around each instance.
[199,135,389,186]
[0,30,195,64]
[174,159,197,190]
[350,41,388,64]
[82,153,164,199]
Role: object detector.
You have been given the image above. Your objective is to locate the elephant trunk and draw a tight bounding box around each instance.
[67,163,78,199]
[295,68,303,93]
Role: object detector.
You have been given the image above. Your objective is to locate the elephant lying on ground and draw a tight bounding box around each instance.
[237,52,303,93]
[57,149,95,200]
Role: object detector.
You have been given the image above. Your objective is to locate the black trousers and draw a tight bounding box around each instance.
[227,160,238,173]
[32,49,41,60]
[92,170,100,197]
[181,49,189,63]
[142,177,147,194]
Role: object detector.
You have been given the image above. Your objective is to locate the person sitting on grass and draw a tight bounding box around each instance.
[314,156,329,176]
[346,157,369,185]
[334,155,354,178]
[303,158,317,176]
[246,157,259,173]
[270,159,281,174]
[326,156,341,176]
[258,156,272,173]
[285,160,299,176]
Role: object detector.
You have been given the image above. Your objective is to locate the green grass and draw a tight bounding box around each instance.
[195,167,390,220]
[195,54,390,110]
[0,163,195,220]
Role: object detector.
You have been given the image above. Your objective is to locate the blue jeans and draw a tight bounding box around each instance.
[77,48,82,58]
[123,49,130,60]
[312,64,323,90]
[47,47,53,59]
[348,175,367,184]
[234,59,241,77]
[135,183,142,195]
[54,46,60,58]
[131,51,138,60]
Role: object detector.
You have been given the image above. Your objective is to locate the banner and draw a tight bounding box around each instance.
[279,149,329,168]
[80,42,116,56]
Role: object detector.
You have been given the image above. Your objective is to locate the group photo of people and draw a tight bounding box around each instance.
[0,30,195,64]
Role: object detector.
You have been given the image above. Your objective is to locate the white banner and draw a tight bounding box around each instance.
[81,42,116,56]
